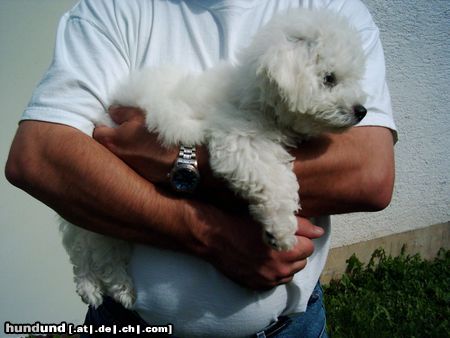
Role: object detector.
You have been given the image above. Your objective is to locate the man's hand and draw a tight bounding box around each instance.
[94,106,178,185]
[184,200,324,289]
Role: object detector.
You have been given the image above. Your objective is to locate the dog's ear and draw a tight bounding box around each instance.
[256,35,315,108]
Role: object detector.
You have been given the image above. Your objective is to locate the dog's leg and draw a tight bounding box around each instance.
[60,221,105,307]
[60,220,135,309]
[208,132,300,251]
[113,67,206,147]
[98,241,136,309]
[73,270,104,308]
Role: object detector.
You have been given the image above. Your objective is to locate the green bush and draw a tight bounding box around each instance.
[323,247,450,338]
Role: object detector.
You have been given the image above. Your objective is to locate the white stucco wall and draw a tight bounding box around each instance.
[331,0,450,246]
[0,0,449,334]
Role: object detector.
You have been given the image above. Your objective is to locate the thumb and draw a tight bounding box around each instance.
[296,217,324,239]
[109,105,145,124]
[93,126,117,147]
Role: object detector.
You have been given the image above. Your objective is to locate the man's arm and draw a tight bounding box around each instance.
[5,121,187,248]
[293,126,395,217]
[95,107,395,217]
[5,120,322,289]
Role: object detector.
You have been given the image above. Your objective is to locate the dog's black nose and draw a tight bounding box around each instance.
[353,105,367,122]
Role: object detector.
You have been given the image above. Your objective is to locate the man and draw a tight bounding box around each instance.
[5,0,395,336]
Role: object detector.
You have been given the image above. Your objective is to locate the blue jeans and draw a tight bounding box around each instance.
[81,282,328,338]
[258,282,328,338]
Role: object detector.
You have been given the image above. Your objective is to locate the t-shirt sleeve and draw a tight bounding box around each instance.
[22,11,130,135]
[331,0,398,141]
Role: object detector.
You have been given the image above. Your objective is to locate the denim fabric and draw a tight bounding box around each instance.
[80,282,327,338]
[264,282,328,338]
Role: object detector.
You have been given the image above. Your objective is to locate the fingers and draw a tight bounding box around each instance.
[93,126,117,146]
[242,217,321,288]
[295,216,324,239]
[278,235,314,263]
[255,253,308,289]
[253,235,313,288]
[276,258,308,284]
[109,105,145,124]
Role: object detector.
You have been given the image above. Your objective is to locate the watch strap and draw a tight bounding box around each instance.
[168,145,200,193]
[176,145,198,167]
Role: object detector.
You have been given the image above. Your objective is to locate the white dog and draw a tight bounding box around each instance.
[60,8,367,309]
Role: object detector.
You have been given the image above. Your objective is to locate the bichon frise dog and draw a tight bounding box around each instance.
[60,8,367,309]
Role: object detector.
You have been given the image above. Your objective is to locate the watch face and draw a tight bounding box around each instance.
[171,165,200,193]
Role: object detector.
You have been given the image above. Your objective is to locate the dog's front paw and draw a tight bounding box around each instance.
[113,286,136,310]
[108,279,136,309]
[260,212,298,251]
[263,231,297,251]
[116,291,136,310]
[76,278,104,308]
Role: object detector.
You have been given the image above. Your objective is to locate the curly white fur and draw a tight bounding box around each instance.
[60,8,367,309]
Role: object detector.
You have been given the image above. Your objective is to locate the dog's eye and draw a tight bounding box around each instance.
[286,36,304,43]
[323,72,337,87]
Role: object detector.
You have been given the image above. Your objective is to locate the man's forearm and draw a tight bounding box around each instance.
[292,126,395,217]
[5,121,195,251]
[94,109,395,218]
[5,120,324,289]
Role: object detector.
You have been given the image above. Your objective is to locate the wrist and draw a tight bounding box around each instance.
[167,144,220,193]
[157,145,179,184]
[168,145,201,193]
[180,199,215,258]
[195,145,224,190]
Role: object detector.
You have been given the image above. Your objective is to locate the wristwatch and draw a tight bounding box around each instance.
[168,145,200,193]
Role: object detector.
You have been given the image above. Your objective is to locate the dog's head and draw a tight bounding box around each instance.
[241,9,368,137]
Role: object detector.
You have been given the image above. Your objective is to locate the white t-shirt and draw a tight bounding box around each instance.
[22,0,396,337]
